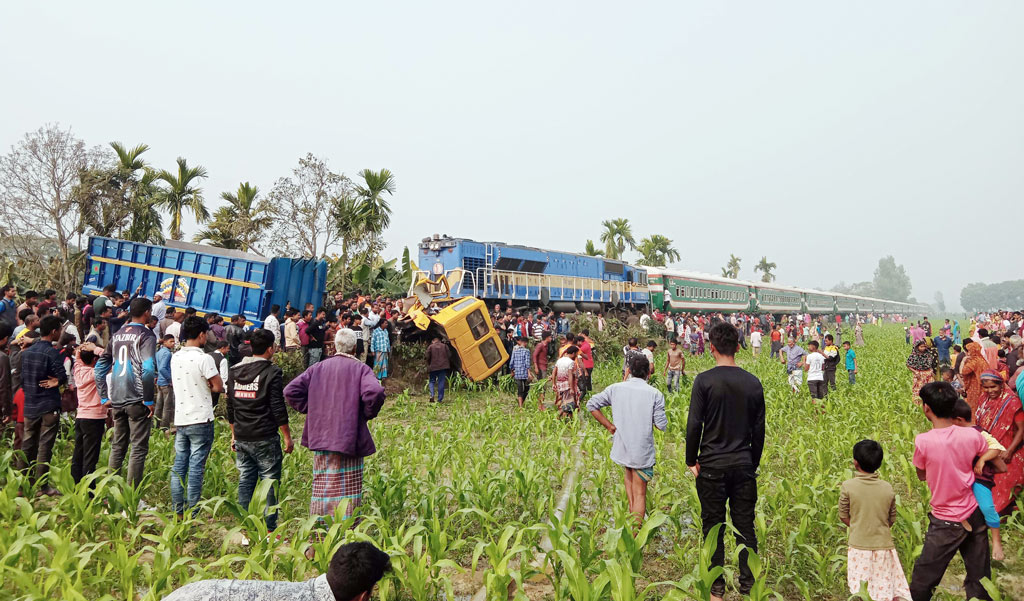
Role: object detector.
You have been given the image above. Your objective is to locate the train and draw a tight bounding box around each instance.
[417,234,927,316]
[82,236,327,326]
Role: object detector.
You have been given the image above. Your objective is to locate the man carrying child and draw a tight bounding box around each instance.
[909,381,993,601]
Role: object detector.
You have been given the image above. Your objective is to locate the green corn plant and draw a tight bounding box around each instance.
[734,547,781,601]
[601,557,670,601]
[667,523,726,600]
[471,524,538,601]
[551,549,609,601]
[602,509,669,573]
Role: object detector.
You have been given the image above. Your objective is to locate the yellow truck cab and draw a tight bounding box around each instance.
[430,296,508,381]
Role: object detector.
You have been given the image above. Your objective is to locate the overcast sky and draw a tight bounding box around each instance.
[3,2,1022,311]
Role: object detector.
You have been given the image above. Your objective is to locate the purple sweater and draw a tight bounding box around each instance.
[284,355,386,457]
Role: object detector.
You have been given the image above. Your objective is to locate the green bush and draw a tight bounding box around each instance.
[273,349,306,384]
[569,314,666,366]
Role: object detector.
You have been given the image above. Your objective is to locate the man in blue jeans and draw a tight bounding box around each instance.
[686,322,766,600]
[169,316,223,519]
[227,328,293,533]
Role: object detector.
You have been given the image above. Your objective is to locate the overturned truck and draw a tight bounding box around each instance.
[398,268,508,382]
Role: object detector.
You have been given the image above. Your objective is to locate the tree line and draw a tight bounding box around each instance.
[0,124,399,296]
[960,280,1024,313]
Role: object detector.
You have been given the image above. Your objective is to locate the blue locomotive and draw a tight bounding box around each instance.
[417,235,649,312]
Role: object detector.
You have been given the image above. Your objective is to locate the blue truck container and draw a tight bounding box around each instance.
[82,236,328,326]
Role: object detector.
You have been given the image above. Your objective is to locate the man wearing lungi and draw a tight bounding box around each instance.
[285,328,386,559]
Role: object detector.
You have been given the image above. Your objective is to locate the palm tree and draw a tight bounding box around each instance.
[111,144,165,243]
[754,256,777,283]
[355,168,395,235]
[123,167,165,243]
[193,207,241,249]
[599,218,636,260]
[332,192,379,294]
[77,142,156,239]
[111,141,150,173]
[722,254,741,279]
[583,240,602,256]
[637,234,680,266]
[219,182,273,252]
[155,157,209,240]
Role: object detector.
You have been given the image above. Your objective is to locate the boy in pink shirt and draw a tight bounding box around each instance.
[71,342,107,485]
[909,381,992,601]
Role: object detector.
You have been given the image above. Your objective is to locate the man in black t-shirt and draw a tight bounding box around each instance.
[685,322,766,601]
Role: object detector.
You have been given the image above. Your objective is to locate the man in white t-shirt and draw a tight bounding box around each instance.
[151,293,167,322]
[262,304,282,349]
[749,329,762,357]
[165,312,184,344]
[169,316,224,518]
[803,340,826,400]
[642,341,656,375]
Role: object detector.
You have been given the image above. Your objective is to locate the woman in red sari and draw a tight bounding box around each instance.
[960,340,989,412]
[975,370,1024,515]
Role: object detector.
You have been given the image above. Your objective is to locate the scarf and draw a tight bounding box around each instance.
[907,346,936,371]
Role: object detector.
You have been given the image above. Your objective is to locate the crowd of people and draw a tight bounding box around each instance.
[0,283,400,559]
[3,280,1023,601]
[600,313,1023,601]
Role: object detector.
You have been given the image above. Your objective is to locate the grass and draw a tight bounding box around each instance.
[2,323,1023,600]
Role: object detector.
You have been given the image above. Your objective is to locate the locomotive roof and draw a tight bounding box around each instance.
[422,236,631,265]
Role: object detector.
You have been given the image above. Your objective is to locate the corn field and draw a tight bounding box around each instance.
[2,324,1022,600]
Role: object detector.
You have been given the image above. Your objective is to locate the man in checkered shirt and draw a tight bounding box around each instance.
[509,336,531,409]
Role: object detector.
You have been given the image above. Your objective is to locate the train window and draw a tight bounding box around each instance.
[466,309,489,341]
[495,257,521,271]
[478,337,502,369]
[603,261,624,275]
